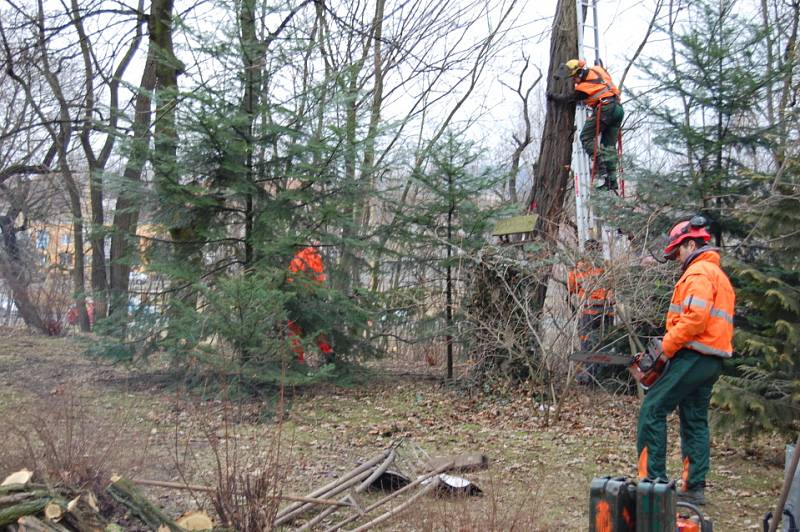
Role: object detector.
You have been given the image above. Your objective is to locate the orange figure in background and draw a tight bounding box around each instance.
[288,246,326,283]
[287,245,334,364]
[568,239,615,384]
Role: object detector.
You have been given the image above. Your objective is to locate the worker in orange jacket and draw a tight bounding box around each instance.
[568,239,615,384]
[551,59,624,191]
[637,216,735,506]
[287,244,334,364]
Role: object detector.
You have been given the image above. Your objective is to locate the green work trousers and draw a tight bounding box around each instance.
[580,100,624,185]
[636,349,723,488]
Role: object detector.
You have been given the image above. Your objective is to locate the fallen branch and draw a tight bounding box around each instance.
[106,476,183,532]
[0,491,48,506]
[273,468,373,526]
[0,483,46,496]
[16,514,70,532]
[0,498,51,526]
[131,478,350,506]
[323,460,455,532]
[426,453,488,473]
[274,449,390,522]
[351,477,441,532]
[296,449,397,532]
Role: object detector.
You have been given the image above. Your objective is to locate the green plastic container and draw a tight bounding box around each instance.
[589,476,636,531]
[636,478,677,532]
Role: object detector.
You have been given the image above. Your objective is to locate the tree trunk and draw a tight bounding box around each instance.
[0,260,46,333]
[151,0,201,309]
[529,0,578,239]
[69,0,144,322]
[0,211,48,333]
[526,0,578,308]
[34,0,90,331]
[108,53,156,318]
[0,499,50,526]
[239,0,266,268]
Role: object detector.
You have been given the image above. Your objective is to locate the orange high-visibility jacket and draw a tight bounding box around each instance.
[574,65,620,107]
[568,263,613,316]
[662,250,735,358]
[288,246,326,283]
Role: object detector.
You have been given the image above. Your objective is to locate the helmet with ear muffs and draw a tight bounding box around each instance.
[554,58,586,80]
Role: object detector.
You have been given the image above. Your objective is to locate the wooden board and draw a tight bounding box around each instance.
[492,214,537,237]
[426,453,489,473]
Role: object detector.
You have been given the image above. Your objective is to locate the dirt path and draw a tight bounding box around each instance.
[0,333,786,530]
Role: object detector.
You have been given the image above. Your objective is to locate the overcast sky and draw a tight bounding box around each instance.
[468,0,671,151]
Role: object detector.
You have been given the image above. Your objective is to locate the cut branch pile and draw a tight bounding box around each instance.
[0,470,207,532]
[2,443,487,531]
[463,246,551,385]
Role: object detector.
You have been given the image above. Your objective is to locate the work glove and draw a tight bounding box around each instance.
[638,338,666,372]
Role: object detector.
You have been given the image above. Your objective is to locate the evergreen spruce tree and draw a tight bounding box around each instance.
[96,1,377,387]
[600,0,772,239]
[603,0,800,436]
[712,179,800,438]
[385,133,506,378]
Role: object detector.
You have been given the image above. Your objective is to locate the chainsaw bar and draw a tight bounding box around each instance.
[568,351,634,366]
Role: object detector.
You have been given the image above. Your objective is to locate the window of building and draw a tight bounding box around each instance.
[60,233,71,246]
[36,230,49,249]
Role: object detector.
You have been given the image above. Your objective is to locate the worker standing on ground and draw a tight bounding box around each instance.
[551,59,623,191]
[568,239,615,384]
[287,243,335,364]
[637,216,735,506]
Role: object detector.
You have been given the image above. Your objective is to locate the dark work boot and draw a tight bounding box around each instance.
[677,485,705,506]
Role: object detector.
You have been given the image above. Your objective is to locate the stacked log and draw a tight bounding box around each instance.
[0,470,209,532]
[0,481,105,531]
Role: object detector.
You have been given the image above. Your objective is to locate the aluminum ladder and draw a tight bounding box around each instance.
[573,0,619,260]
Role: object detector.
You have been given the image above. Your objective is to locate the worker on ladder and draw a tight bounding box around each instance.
[552,59,624,191]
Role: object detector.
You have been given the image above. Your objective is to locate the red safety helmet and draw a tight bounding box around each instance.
[663,215,711,260]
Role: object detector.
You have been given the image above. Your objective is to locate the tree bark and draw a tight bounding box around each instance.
[70,0,144,321]
[528,0,578,241]
[108,43,157,318]
[0,499,50,526]
[33,0,90,331]
[524,0,578,310]
[106,476,182,532]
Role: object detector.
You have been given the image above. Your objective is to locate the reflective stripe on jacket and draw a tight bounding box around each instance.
[288,246,326,283]
[568,263,614,316]
[662,250,735,358]
[574,65,621,107]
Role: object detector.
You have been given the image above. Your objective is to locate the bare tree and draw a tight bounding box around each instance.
[69,0,146,320]
[501,54,541,204]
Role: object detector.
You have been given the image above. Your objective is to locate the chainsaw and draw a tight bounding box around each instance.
[569,337,669,389]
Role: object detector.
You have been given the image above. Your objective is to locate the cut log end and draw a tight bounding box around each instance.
[176,510,214,530]
[44,502,63,521]
[2,469,34,487]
